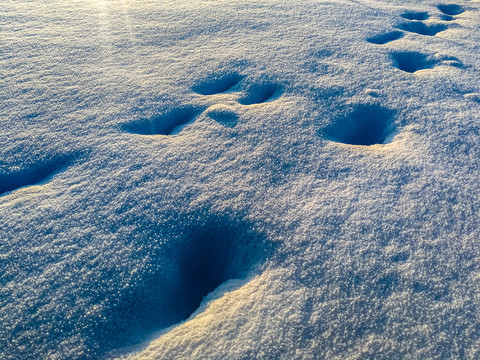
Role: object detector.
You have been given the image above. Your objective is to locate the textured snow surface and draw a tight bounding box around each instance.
[1,0,480,359]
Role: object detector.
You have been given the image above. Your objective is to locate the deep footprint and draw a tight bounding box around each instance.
[437,4,465,16]
[93,213,273,357]
[398,21,448,36]
[170,215,269,319]
[322,104,397,146]
[367,31,404,45]
[121,106,205,136]
[401,11,430,20]
[0,155,73,196]
[391,51,439,73]
[192,72,244,95]
[205,105,239,128]
[238,82,284,105]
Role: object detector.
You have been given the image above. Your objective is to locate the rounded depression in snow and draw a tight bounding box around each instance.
[121,106,205,136]
[322,104,397,146]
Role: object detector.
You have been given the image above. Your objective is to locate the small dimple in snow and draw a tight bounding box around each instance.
[412,282,449,301]
[375,273,399,298]
[391,252,410,262]
[238,82,284,105]
[440,14,455,21]
[121,105,205,136]
[401,11,430,20]
[438,55,463,68]
[398,21,448,36]
[205,105,239,128]
[437,4,465,16]
[366,31,404,45]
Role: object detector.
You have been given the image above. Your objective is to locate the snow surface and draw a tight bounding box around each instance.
[1,0,480,359]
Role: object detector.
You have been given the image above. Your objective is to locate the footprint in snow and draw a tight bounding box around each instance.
[437,4,465,21]
[192,71,285,105]
[464,93,480,103]
[397,21,448,36]
[437,4,465,16]
[366,31,404,45]
[322,103,397,146]
[86,212,274,358]
[390,51,463,73]
[238,82,284,105]
[122,71,285,136]
[401,11,430,20]
[191,72,244,95]
[0,155,75,197]
[366,10,438,45]
[121,105,205,136]
[390,51,439,73]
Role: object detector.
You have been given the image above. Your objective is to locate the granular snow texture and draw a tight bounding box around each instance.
[1,0,480,359]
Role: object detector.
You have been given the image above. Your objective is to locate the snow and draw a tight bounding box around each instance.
[1,0,479,359]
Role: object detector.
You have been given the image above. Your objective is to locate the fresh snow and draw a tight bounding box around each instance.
[1,0,480,359]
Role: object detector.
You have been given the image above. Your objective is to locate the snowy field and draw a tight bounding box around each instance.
[1,0,480,359]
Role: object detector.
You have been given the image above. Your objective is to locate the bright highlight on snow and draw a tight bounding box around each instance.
[1,0,479,359]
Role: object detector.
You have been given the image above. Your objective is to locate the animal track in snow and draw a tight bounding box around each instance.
[391,51,439,73]
[322,104,396,146]
[437,4,465,16]
[401,11,430,20]
[121,106,205,136]
[100,213,272,354]
[205,105,239,128]
[169,215,269,321]
[398,21,448,36]
[367,31,404,45]
[0,155,73,196]
[192,72,244,95]
[238,82,284,105]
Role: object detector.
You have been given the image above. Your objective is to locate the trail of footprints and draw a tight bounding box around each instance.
[122,73,284,136]
[4,5,476,358]
[367,3,467,73]
[0,78,284,195]
[5,4,475,198]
